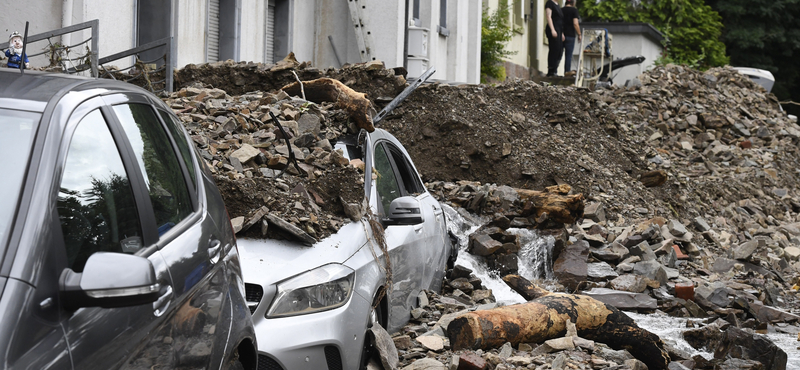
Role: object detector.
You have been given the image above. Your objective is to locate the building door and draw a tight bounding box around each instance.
[137,0,172,66]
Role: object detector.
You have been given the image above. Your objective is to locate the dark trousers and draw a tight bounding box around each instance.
[547,29,563,76]
[563,36,576,71]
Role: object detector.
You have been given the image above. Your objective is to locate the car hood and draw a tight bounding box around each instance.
[238,220,369,285]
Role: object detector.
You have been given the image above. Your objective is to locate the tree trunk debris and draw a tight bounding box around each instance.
[446,274,670,370]
[282,77,375,132]
[640,170,668,187]
[515,187,585,224]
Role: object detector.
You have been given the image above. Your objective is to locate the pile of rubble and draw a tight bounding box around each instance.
[163,81,367,242]
[165,58,800,369]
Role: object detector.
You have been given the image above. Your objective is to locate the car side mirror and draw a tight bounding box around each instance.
[383,196,424,226]
[60,252,160,310]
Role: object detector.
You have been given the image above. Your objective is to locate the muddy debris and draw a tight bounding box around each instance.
[165,58,800,369]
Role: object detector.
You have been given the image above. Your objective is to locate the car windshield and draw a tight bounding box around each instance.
[0,108,41,249]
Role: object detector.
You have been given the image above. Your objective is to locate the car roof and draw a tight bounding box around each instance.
[0,69,155,112]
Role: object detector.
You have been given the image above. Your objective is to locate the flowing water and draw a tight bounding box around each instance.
[443,204,800,367]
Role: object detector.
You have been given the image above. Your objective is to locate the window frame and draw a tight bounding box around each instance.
[372,140,426,214]
[438,1,449,37]
[55,96,159,256]
[102,94,201,245]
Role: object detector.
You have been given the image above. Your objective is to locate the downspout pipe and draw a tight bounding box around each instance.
[403,0,409,71]
[62,0,74,47]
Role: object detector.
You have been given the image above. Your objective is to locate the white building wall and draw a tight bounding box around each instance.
[2,0,62,68]
[83,0,136,59]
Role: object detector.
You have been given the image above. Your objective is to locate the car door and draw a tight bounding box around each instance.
[0,108,72,369]
[107,97,232,369]
[371,139,437,331]
[55,100,176,369]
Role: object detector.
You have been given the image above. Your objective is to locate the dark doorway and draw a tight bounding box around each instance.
[137,0,171,66]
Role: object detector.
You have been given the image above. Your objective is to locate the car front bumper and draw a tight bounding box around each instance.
[253,290,372,370]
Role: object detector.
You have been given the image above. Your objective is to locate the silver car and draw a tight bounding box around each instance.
[240,128,455,370]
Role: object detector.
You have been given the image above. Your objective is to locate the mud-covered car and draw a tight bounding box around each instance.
[0,68,256,369]
[240,128,456,370]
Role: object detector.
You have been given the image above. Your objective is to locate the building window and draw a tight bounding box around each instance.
[513,0,524,30]
[413,0,421,26]
[438,0,449,36]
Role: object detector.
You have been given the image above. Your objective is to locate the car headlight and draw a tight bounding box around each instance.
[266,264,355,318]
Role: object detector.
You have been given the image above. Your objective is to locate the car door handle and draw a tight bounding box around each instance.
[208,239,222,264]
[414,224,424,233]
[153,285,173,317]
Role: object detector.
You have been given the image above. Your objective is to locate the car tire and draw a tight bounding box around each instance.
[359,298,385,370]
[447,231,459,270]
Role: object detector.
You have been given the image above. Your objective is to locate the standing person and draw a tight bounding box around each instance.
[545,0,564,77]
[562,0,581,72]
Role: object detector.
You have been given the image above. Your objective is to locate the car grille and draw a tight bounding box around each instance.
[245,283,263,314]
[324,346,343,370]
[258,354,284,370]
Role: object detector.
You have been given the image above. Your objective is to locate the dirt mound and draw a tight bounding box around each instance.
[174,57,406,102]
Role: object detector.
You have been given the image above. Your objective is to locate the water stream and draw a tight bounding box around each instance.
[443,204,800,367]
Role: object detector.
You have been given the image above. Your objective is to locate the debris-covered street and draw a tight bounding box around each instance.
[164,58,800,370]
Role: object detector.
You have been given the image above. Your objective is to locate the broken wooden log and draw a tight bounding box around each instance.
[502,274,551,300]
[515,187,585,224]
[446,275,670,370]
[282,78,375,132]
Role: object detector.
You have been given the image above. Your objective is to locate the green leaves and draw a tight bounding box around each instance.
[481,0,518,82]
[579,0,728,69]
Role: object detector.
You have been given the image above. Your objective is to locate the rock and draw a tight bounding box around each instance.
[456,352,486,370]
[668,220,688,236]
[370,323,400,370]
[416,335,445,352]
[682,324,722,351]
[544,337,574,350]
[402,358,447,370]
[693,217,712,232]
[609,274,649,293]
[553,240,589,291]
[732,239,761,260]
[587,262,619,280]
[713,326,787,370]
[393,335,413,350]
[469,234,503,256]
[629,241,657,261]
[584,202,606,222]
[230,144,261,163]
[581,287,657,310]
[591,242,629,263]
[632,260,668,285]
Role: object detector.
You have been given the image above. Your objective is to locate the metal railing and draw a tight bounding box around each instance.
[94,37,174,94]
[1,20,173,94]
[0,19,99,77]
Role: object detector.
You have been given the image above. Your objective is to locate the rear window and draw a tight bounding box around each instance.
[0,109,41,247]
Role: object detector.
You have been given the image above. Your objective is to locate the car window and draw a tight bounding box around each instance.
[58,109,143,272]
[374,143,401,213]
[0,109,40,248]
[157,110,196,190]
[385,144,425,195]
[114,103,193,236]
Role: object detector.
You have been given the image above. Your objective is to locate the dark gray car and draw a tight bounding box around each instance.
[0,68,256,369]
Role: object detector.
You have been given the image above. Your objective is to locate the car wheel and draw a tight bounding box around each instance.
[359,300,384,369]
[447,231,459,270]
